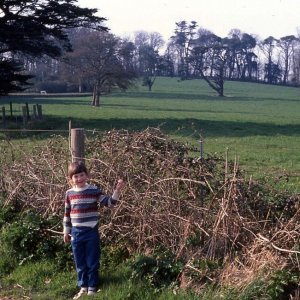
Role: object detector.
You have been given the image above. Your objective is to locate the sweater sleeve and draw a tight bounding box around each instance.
[99,189,120,207]
[63,192,72,234]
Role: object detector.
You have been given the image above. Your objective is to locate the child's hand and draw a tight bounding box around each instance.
[116,179,125,191]
[64,233,71,243]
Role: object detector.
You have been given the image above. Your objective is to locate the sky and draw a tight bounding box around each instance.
[77,0,300,41]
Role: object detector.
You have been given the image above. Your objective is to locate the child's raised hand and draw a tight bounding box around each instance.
[116,179,125,191]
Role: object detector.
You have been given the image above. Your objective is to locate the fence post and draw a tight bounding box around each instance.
[33,105,37,119]
[10,101,13,118]
[25,102,30,120]
[199,139,204,203]
[37,104,43,120]
[71,128,85,162]
[22,106,27,126]
[199,139,204,160]
[2,106,6,128]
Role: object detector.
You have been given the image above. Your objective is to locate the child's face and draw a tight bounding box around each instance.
[71,171,88,188]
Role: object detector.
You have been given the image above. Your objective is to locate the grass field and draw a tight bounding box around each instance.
[1,77,300,191]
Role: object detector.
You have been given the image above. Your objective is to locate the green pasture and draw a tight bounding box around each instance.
[1,77,300,191]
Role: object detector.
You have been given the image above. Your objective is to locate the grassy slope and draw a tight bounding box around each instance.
[2,77,300,191]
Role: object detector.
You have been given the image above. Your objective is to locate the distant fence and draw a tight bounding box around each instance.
[1,101,43,128]
[0,126,205,168]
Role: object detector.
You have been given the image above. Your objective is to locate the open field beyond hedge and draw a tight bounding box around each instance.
[1,77,300,192]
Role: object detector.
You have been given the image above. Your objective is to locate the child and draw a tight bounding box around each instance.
[63,161,125,299]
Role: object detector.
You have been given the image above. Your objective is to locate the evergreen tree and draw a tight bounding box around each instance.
[0,59,33,95]
[0,0,107,95]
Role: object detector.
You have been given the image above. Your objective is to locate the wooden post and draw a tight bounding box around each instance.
[71,128,85,162]
[199,139,204,204]
[37,104,43,120]
[22,106,27,126]
[2,106,5,128]
[33,105,37,119]
[25,102,30,120]
[10,101,13,118]
[199,139,204,160]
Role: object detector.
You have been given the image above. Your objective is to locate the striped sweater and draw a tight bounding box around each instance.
[63,184,119,234]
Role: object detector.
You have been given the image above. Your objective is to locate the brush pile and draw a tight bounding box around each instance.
[1,128,299,289]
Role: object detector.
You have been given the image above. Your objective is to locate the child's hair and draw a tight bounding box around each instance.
[68,161,88,179]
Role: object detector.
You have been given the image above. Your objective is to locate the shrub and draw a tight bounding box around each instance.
[101,244,130,270]
[266,269,299,300]
[0,205,18,229]
[130,255,183,290]
[0,210,73,274]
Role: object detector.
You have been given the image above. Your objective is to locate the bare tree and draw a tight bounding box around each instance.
[278,35,299,84]
[64,30,137,106]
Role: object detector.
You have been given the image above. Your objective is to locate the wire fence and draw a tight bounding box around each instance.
[1,128,300,154]
[0,123,300,186]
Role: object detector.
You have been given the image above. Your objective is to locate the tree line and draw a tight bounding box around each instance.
[1,2,300,102]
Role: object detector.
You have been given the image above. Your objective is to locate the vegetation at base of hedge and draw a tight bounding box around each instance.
[0,205,73,275]
[101,243,131,270]
[130,255,183,291]
[0,206,299,299]
[0,256,299,300]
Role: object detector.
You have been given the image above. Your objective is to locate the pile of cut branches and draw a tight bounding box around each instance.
[1,128,299,289]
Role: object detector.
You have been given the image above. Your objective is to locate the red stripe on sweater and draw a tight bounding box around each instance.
[71,208,98,214]
[69,194,99,201]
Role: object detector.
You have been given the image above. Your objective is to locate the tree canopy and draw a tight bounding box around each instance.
[0,59,33,95]
[63,30,137,106]
[0,0,107,95]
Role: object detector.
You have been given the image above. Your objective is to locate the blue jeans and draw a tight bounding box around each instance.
[71,226,100,288]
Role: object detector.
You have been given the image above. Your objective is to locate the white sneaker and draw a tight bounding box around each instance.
[88,291,95,296]
[87,288,97,296]
[73,287,87,299]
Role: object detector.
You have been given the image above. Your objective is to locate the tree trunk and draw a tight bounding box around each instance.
[91,85,96,106]
[200,68,225,97]
[92,84,100,107]
[94,93,100,106]
[283,55,289,84]
[78,78,82,93]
